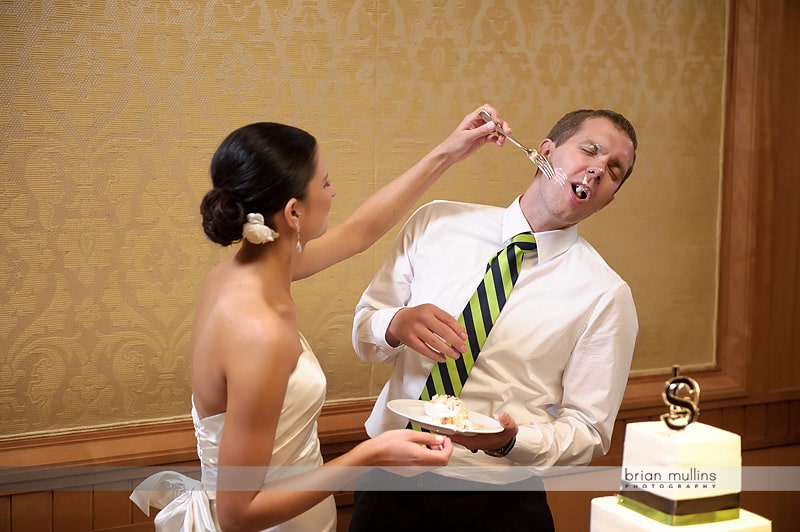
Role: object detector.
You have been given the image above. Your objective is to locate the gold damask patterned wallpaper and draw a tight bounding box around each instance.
[1,1,727,438]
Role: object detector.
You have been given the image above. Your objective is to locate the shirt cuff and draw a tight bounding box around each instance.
[370,307,405,349]
[506,425,542,464]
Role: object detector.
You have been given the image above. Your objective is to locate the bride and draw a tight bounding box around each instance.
[131,105,509,531]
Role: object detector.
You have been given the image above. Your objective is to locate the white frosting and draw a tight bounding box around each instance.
[423,401,458,421]
[423,394,472,430]
[620,422,741,500]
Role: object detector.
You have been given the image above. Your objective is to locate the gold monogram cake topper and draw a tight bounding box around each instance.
[660,365,700,430]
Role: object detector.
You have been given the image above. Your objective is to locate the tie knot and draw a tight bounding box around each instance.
[510,232,537,251]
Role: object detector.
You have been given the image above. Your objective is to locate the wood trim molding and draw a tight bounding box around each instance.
[0,419,198,469]
[4,395,799,475]
[317,401,370,445]
[0,402,373,472]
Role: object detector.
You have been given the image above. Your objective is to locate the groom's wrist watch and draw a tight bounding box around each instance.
[483,435,516,457]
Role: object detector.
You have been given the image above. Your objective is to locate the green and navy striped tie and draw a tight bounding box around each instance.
[416,232,537,408]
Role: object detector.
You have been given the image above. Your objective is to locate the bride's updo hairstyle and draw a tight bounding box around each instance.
[201,122,317,246]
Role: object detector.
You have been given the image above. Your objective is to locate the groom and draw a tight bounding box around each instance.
[349,109,639,531]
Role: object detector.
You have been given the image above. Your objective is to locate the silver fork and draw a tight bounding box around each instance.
[478,109,562,184]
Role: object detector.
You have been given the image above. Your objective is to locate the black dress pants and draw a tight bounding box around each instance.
[348,469,555,532]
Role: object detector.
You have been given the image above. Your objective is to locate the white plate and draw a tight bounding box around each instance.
[387,399,503,436]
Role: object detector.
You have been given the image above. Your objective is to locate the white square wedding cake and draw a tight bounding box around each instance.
[590,421,771,531]
[591,367,772,531]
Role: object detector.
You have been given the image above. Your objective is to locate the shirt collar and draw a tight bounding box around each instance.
[503,197,579,263]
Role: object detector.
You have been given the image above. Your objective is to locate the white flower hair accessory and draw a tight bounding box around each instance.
[243,213,279,245]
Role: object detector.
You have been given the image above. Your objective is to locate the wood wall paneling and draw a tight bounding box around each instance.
[10,492,51,532]
[52,490,91,532]
[2,399,798,531]
[92,480,132,530]
[752,0,800,396]
[0,497,9,532]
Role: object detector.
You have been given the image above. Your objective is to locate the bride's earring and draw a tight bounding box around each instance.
[296,221,302,253]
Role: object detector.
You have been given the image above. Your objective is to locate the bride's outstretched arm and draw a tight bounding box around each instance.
[293,104,508,280]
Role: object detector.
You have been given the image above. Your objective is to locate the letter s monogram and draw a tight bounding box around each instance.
[660,369,701,431]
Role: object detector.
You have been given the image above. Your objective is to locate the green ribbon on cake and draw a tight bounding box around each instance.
[617,494,740,526]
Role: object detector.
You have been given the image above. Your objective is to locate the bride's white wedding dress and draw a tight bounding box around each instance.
[131,335,336,531]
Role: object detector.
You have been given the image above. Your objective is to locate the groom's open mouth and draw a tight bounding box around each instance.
[572,183,589,200]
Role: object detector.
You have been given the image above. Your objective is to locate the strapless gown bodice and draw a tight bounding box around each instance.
[131,334,336,532]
